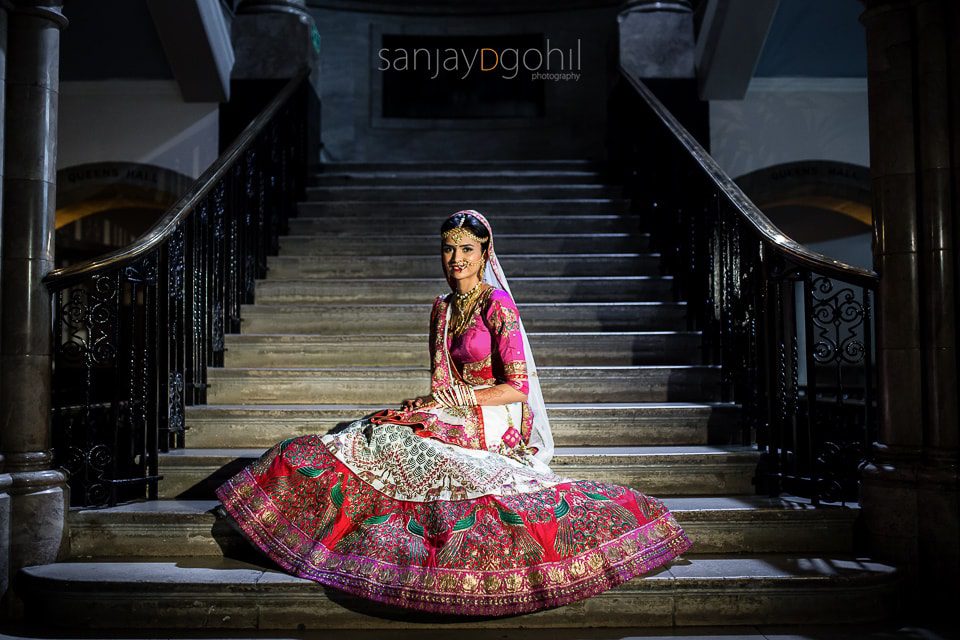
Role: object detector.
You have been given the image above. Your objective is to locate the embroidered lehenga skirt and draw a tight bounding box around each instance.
[215,415,692,615]
[217,285,691,614]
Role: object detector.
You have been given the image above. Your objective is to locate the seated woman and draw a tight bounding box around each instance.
[215,209,692,616]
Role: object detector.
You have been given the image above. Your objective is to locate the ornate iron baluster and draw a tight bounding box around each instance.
[45,73,311,506]
[612,69,879,504]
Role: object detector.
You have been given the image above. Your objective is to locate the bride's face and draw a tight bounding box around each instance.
[442,240,485,284]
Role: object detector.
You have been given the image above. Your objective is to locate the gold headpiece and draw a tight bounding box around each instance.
[442,219,487,246]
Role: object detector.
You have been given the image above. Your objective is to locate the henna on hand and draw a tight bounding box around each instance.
[474,383,526,406]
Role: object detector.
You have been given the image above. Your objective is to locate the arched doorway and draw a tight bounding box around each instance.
[735,160,873,268]
[56,162,193,268]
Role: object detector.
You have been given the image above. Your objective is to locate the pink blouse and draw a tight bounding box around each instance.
[370,285,535,453]
[445,288,530,396]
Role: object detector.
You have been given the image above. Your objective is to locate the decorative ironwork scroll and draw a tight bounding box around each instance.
[46,71,313,506]
[611,69,879,504]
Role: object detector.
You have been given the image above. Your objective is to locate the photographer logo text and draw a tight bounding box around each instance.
[378,39,582,81]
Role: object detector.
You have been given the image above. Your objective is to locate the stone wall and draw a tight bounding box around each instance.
[310,6,619,161]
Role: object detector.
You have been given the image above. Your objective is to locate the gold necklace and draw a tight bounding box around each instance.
[453,279,483,305]
[449,281,490,336]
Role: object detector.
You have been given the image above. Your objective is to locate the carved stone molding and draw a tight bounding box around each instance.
[7,0,67,28]
[304,0,622,16]
[237,0,312,20]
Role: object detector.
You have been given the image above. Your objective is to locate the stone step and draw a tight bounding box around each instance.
[305,184,625,202]
[65,496,859,560]
[223,332,703,368]
[310,170,609,187]
[287,215,644,235]
[183,402,742,449]
[318,159,604,172]
[267,252,659,278]
[205,365,722,404]
[279,232,646,255]
[18,555,898,629]
[296,199,630,216]
[239,302,690,333]
[156,445,758,500]
[254,277,675,304]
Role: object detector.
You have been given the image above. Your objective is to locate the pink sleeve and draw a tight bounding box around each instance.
[483,291,529,396]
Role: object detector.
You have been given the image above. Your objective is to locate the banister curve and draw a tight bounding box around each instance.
[619,65,878,286]
[44,68,311,290]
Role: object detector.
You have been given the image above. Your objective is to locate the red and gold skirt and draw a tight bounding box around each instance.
[215,416,691,616]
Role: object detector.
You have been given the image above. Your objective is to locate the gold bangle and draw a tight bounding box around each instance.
[433,385,478,408]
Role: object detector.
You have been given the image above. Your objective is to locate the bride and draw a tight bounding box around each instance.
[215,209,692,615]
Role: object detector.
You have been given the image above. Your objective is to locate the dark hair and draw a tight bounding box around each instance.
[440,212,490,254]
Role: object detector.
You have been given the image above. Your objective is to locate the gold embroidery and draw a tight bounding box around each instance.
[483,575,502,593]
[547,566,566,584]
[487,295,521,334]
[569,559,587,578]
[528,570,545,587]
[520,402,534,444]
[462,354,494,385]
[462,574,479,592]
[438,573,460,592]
[378,567,397,583]
[504,574,523,592]
[502,360,527,376]
[430,296,452,391]
[501,359,528,394]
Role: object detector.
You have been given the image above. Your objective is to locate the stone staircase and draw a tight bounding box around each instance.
[18,160,898,631]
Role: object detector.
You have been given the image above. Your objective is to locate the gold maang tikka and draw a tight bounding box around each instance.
[441,223,487,247]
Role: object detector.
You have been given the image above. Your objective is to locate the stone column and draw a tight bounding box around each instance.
[913,0,960,603]
[860,0,960,606]
[859,0,923,582]
[0,463,10,607]
[0,0,13,609]
[228,0,320,166]
[617,0,695,80]
[232,0,318,80]
[0,0,68,607]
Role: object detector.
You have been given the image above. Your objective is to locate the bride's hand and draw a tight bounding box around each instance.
[401,394,436,411]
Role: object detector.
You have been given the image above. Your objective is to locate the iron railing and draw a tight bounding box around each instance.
[44,70,312,507]
[612,68,879,504]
